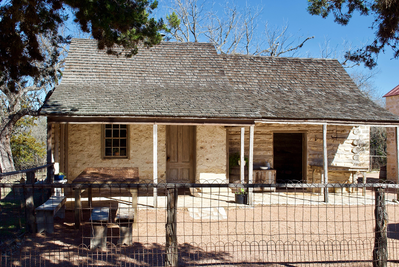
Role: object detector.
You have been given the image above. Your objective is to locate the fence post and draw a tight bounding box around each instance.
[24,184,36,233]
[373,187,388,267]
[165,185,178,267]
[74,187,82,229]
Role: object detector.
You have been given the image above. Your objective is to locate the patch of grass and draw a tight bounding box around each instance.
[0,187,51,241]
[0,199,25,240]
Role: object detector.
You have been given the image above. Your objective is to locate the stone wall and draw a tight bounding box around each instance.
[228,123,369,183]
[60,124,166,182]
[196,125,227,183]
[55,123,227,183]
[386,95,399,181]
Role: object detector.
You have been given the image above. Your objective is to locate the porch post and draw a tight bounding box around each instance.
[323,124,329,203]
[248,125,254,205]
[153,124,158,208]
[240,127,245,184]
[396,126,399,201]
[46,122,54,184]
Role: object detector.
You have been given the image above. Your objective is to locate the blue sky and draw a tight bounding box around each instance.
[154,0,399,99]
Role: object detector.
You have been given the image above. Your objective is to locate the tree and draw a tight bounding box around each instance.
[0,35,66,172]
[0,0,164,89]
[166,0,314,56]
[0,0,164,172]
[369,127,387,170]
[11,117,46,171]
[307,0,399,68]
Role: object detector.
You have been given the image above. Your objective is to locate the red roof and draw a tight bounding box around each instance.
[384,84,399,97]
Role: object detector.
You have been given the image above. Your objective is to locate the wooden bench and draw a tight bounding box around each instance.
[90,207,110,249]
[36,196,66,234]
[115,203,135,245]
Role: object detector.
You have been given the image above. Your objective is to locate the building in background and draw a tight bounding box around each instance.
[384,85,399,181]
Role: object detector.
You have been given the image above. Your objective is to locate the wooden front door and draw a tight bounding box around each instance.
[166,125,196,183]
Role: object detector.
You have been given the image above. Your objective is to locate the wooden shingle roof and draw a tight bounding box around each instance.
[41,38,399,124]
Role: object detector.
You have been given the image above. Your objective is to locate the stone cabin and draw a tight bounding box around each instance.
[40,39,399,187]
[384,84,399,181]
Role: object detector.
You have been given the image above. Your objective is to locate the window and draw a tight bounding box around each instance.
[103,124,128,158]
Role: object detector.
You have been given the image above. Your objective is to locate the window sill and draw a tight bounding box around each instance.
[103,156,129,160]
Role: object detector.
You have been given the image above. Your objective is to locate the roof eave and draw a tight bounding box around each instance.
[44,114,399,127]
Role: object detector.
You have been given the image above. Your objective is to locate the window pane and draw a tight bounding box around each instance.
[120,139,126,147]
[105,139,112,147]
[104,124,128,158]
[113,139,119,147]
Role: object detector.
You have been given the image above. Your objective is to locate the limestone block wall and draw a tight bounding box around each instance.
[55,123,227,183]
[386,95,399,114]
[228,123,369,183]
[386,95,399,181]
[196,125,227,183]
[386,127,397,181]
[64,124,166,182]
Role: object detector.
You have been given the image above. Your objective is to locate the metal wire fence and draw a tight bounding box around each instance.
[1,178,399,266]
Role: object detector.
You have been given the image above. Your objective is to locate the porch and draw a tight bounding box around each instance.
[49,121,377,202]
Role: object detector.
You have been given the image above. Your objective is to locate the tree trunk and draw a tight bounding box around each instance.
[0,125,15,173]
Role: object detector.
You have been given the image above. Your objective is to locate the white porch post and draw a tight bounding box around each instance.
[240,127,245,184]
[396,126,399,200]
[323,124,329,203]
[153,124,158,208]
[248,125,254,205]
[46,123,54,184]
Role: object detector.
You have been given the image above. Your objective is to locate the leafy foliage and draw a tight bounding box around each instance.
[229,152,248,172]
[11,117,46,170]
[370,127,387,170]
[0,0,164,91]
[307,0,399,68]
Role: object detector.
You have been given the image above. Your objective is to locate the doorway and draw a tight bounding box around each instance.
[273,133,305,183]
[166,125,196,183]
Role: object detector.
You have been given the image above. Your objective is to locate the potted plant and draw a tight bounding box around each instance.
[54,172,66,181]
[235,188,248,204]
[229,153,248,172]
